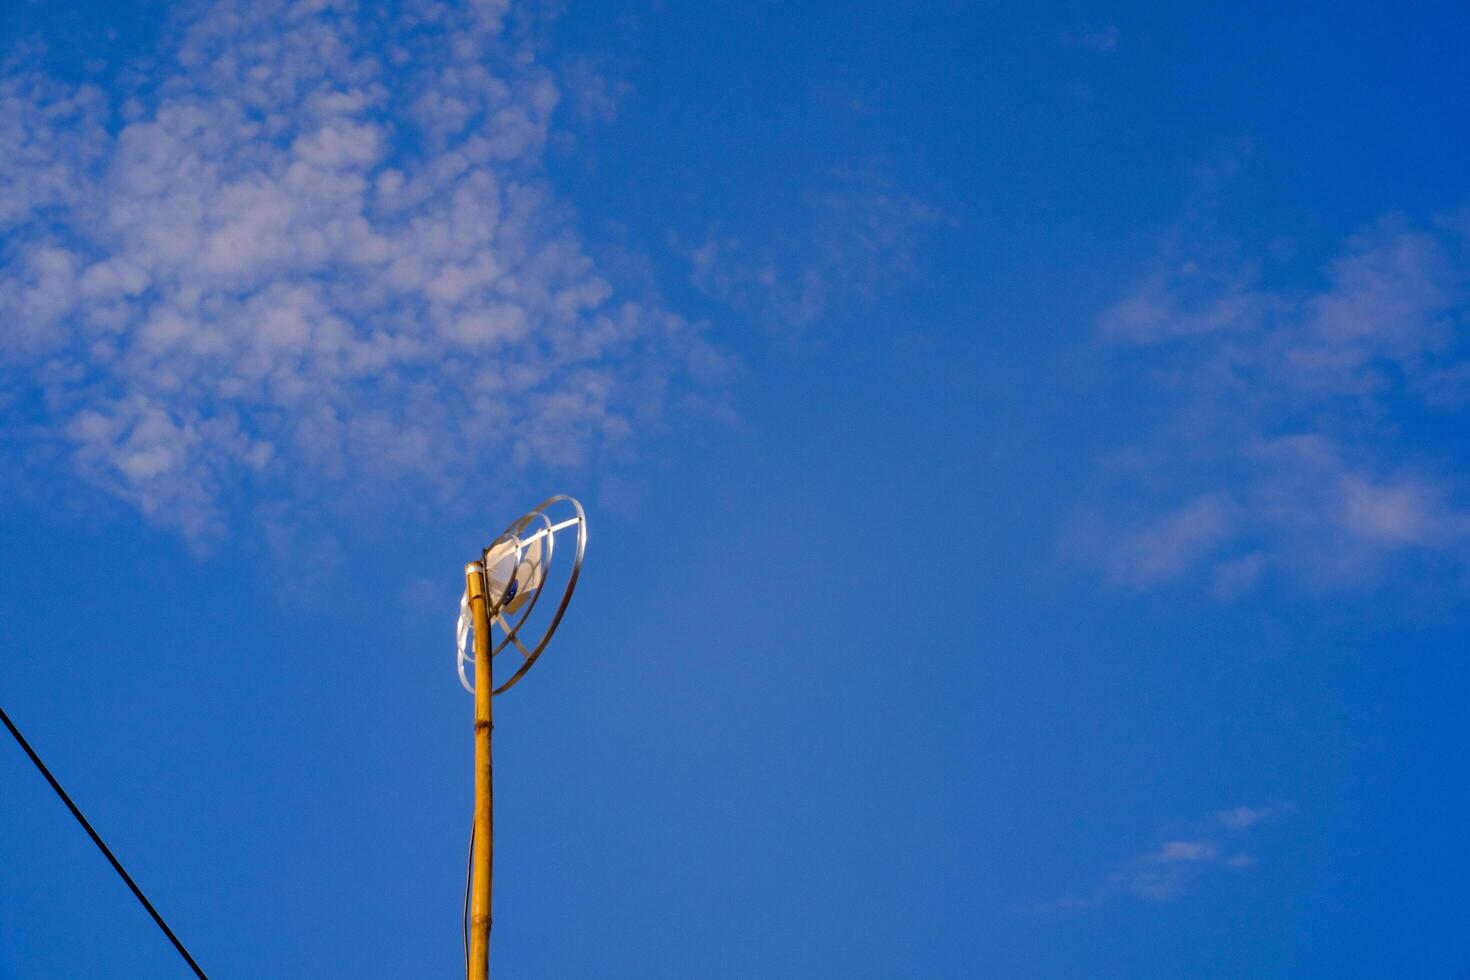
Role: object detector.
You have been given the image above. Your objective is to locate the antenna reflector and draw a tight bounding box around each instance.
[456,495,587,696]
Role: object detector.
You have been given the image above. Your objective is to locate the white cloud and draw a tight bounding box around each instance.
[1077,213,1470,595]
[1146,839,1218,863]
[0,0,720,545]
[1048,802,1289,911]
[1086,493,1235,589]
[687,170,945,336]
[0,64,108,230]
[1062,25,1120,55]
[1216,803,1292,830]
[559,56,630,124]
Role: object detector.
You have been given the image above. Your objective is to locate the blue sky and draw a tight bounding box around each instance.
[1,1,1468,977]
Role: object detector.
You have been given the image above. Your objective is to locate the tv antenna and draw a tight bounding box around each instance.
[455,494,587,980]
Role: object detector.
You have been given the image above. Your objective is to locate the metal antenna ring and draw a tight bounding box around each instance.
[455,495,587,697]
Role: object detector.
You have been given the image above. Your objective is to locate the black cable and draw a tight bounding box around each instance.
[0,703,209,979]
[464,814,475,974]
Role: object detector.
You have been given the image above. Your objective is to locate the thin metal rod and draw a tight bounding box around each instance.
[465,562,495,980]
[0,703,209,979]
[509,516,581,551]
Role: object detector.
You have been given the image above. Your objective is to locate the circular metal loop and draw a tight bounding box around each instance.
[456,494,587,697]
[487,508,556,660]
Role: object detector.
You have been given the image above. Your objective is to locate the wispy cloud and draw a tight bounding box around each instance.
[1215,803,1288,830]
[1047,803,1292,911]
[0,0,720,544]
[1073,209,1470,595]
[1062,25,1120,55]
[558,56,631,125]
[686,169,945,337]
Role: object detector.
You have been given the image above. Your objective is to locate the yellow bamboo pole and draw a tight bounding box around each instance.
[466,562,494,980]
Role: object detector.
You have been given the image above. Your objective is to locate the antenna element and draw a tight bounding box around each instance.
[455,495,587,979]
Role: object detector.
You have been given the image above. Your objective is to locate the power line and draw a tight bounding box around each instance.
[0,703,209,979]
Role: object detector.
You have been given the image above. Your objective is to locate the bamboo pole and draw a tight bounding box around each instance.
[466,562,495,980]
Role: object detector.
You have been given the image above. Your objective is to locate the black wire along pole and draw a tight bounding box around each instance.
[0,703,209,979]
